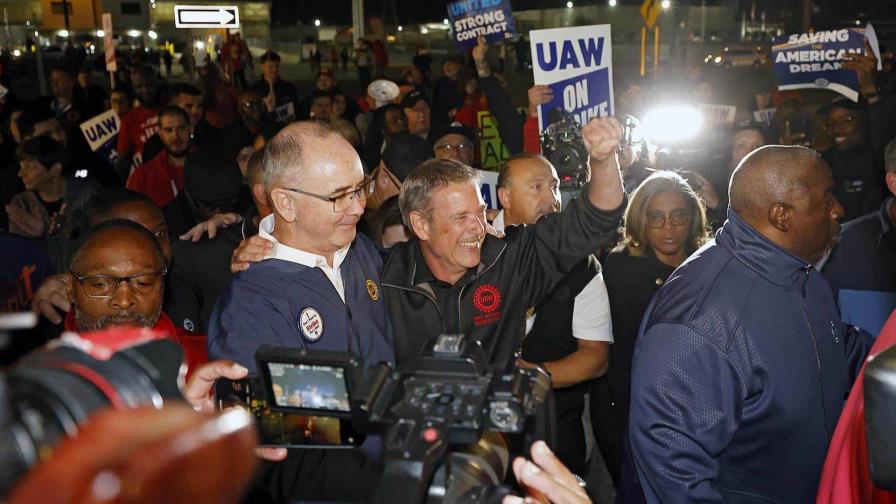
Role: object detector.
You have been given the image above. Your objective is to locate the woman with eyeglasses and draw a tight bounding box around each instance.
[590,171,710,485]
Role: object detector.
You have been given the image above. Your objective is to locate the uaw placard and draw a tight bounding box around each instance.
[772,28,875,102]
[447,0,516,51]
[530,24,614,132]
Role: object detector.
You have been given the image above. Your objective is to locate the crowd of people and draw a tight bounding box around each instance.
[4,28,896,504]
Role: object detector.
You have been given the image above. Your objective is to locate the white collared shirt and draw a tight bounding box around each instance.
[492,210,613,343]
[258,214,350,301]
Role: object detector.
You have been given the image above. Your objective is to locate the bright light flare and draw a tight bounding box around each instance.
[314,19,321,27]
[608,0,617,6]
[661,0,671,8]
[643,105,703,144]
[96,29,105,37]
[148,30,158,40]
[58,29,69,38]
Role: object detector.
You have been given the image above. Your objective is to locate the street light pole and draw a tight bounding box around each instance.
[802,0,811,31]
[61,0,70,31]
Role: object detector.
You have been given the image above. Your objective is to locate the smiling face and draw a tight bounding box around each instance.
[414,181,487,284]
[825,107,864,151]
[269,132,367,258]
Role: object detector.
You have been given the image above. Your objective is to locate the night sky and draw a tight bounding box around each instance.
[270,0,896,27]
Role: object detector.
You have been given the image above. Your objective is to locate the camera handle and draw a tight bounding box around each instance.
[372,419,449,504]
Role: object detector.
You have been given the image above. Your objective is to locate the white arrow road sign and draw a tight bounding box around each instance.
[175,5,240,28]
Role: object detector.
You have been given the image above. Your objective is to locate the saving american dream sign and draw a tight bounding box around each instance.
[447,0,515,51]
[772,28,874,102]
[529,24,614,132]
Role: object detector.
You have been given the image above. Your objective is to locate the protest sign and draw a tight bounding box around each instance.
[772,28,879,102]
[275,102,296,122]
[478,169,499,209]
[80,109,120,152]
[753,108,777,124]
[447,0,516,51]
[530,25,614,132]
[477,109,511,170]
[699,104,737,126]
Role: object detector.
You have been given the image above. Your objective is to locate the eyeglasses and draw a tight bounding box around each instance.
[70,268,168,298]
[646,210,691,228]
[434,142,473,153]
[281,176,375,213]
[824,114,855,130]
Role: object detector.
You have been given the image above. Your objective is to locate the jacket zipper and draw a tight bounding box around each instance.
[797,265,830,437]
[381,282,448,334]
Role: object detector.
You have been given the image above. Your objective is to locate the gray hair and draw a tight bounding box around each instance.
[886,137,896,174]
[399,158,482,232]
[262,121,336,192]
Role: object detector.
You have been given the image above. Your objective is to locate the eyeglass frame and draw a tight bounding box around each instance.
[645,210,691,229]
[70,267,169,298]
[279,175,375,213]
[434,141,474,153]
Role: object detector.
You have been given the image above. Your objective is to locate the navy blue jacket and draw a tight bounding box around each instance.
[208,234,394,372]
[626,210,869,504]
[822,199,896,337]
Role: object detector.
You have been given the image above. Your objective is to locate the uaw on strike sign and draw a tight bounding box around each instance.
[530,25,614,132]
[772,27,879,102]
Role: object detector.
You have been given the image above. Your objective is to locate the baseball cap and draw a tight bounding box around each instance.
[400,90,430,110]
[436,122,476,144]
[317,68,334,78]
[185,147,244,205]
[381,132,433,182]
[817,95,862,116]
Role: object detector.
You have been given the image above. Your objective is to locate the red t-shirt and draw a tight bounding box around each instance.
[64,310,208,381]
[126,151,184,207]
[816,312,896,504]
[116,106,160,168]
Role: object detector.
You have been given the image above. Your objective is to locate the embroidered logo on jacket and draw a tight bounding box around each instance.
[366,279,380,301]
[473,283,502,327]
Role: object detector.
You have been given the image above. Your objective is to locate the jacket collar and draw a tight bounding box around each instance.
[383,234,507,288]
[715,208,814,288]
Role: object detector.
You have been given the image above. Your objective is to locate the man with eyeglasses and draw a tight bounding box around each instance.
[818,95,886,222]
[64,219,207,378]
[433,122,476,167]
[208,121,391,502]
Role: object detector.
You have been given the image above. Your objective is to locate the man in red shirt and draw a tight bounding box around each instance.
[222,31,251,91]
[65,219,207,378]
[127,106,192,207]
[116,65,164,179]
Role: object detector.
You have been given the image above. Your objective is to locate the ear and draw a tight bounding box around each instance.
[269,189,297,223]
[49,162,63,178]
[409,210,431,241]
[252,183,269,207]
[66,273,75,304]
[886,172,896,197]
[768,203,790,233]
[497,187,511,210]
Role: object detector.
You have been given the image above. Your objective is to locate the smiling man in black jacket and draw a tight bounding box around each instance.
[381,117,625,365]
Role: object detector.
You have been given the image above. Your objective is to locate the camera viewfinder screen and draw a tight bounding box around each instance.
[266,362,350,412]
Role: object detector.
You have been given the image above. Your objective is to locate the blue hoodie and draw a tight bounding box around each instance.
[626,210,870,503]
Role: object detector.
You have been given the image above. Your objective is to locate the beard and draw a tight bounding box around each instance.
[165,144,189,158]
[74,305,162,332]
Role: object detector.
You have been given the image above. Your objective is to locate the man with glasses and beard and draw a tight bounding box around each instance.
[65,219,207,378]
[208,121,392,502]
[127,106,193,207]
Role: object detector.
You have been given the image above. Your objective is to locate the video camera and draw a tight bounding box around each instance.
[541,111,642,190]
[225,334,555,504]
[0,315,186,496]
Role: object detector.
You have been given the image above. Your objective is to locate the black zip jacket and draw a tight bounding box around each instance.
[381,189,625,366]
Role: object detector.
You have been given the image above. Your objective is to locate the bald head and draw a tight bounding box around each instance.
[729,145,822,223]
[729,145,843,263]
[71,221,165,275]
[262,121,346,192]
